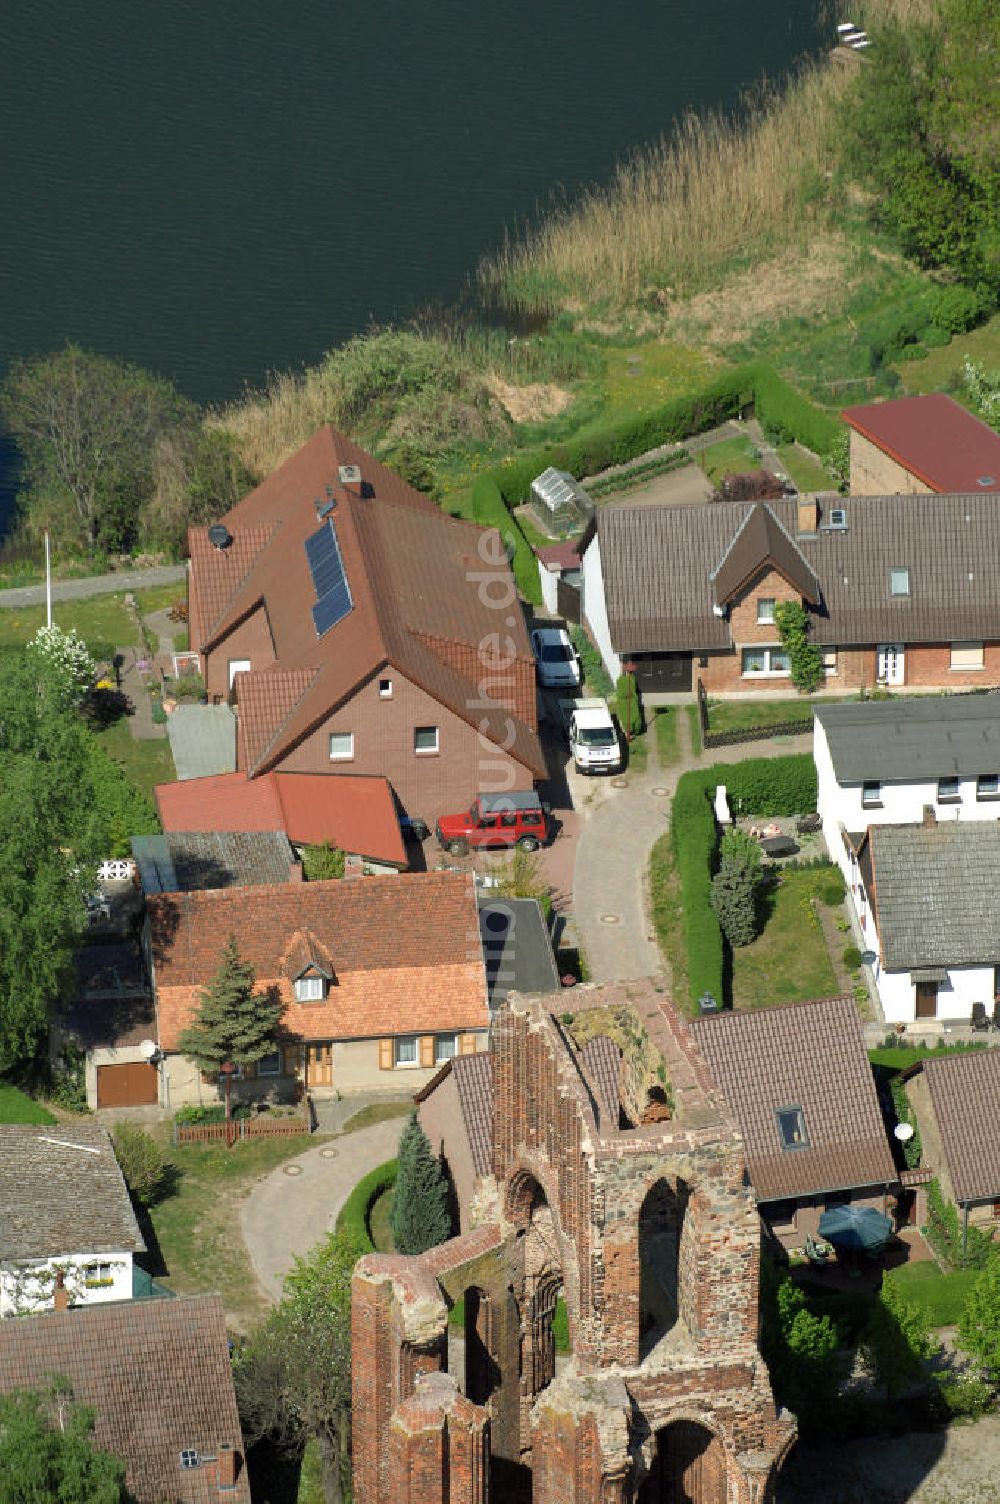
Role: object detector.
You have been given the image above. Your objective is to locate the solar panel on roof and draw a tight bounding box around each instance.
[305,521,353,637]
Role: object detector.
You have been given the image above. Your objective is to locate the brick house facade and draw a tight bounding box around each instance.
[351,982,795,1504]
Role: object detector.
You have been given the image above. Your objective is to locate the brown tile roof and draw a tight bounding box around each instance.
[843,393,1000,494]
[149,872,489,1048]
[596,491,1000,651]
[451,1052,494,1177]
[921,1050,1000,1203]
[578,1035,623,1123]
[156,769,407,867]
[710,503,821,607]
[0,1123,144,1261]
[0,1295,250,1504]
[189,427,542,780]
[690,997,897,1203]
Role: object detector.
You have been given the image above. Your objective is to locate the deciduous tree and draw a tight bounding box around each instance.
[0,1386,128,1503]
[959,1250,1000,1375]
[862,1271,935,1401]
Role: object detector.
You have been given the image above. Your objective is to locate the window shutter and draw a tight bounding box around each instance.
[378,1038,394,1071]
[419,1035,435,1068]
[459,1032,477,1056]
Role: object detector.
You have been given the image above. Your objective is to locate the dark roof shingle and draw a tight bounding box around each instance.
[868,822,1000,969]
[690,997,897,1202]
[921,1050,1000,1203]
[451,1052,494,1178]
[0,1123,144,1261]
[710,503,820,607]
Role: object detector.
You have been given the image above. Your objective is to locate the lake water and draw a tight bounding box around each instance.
[2,1,822,407]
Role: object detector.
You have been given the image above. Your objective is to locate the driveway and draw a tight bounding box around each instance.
[241,1116,405,1300]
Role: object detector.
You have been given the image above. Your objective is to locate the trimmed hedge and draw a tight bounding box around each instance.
[335,1158,398,1253]
[616,672,642,737]
[754,365,842,456]
[723,754,817,818]
[470,475,541,604]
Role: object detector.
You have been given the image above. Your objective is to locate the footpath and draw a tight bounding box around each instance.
[0,562,185,609]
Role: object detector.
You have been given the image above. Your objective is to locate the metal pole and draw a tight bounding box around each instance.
[962,1202,969,1260]
[44,531,52,628]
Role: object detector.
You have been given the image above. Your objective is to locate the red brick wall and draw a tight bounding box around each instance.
[203,607,275,700]
[701,640,1000,695]
[268,669,532,826]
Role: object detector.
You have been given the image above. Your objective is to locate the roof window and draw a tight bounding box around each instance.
[889,567,911,598]
[826,507,847,530]
[776,1105,809,1151]
[180,1450,200,1469]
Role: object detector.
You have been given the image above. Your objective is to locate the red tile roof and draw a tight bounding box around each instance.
[536,541,581,571]
[155,770,407,867]
[0,1295,250,1503]
[149,872,489,1048]
[842,394,1000,493]
[189,427,543,779]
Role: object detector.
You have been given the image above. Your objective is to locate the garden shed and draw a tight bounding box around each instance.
[529,467,594,537]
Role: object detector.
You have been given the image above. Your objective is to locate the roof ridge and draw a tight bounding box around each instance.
[708,503,756,583]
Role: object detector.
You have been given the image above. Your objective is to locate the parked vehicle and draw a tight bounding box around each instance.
[558,697,621,774]
[530,627,581,690]
[435,791,550,855]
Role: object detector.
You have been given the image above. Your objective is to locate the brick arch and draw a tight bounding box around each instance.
[505,1165,558,1231]
[637,1415,730,1504]
[637,1173,696,1359]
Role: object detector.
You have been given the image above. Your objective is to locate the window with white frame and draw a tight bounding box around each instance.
[889,567,911,597]
[378,677,393,698]
[180,1450,200,1470]
[977,774,1000,801]
[258,1051,281,1076]
[294,974,326,1002]
[757,597,776,624]
[328,732,354,761]
[951,642,984,671]
[86,1261,114,1284]
[414,725,439,754]
[741,645,790,677]
[862,781,882,808]
[938,776,961,803]
[394,1036,418,1067]
[435,1033,458,1062]
[822,648,838,675]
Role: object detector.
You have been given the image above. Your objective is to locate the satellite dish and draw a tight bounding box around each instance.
[894,1123,914,1142]
[861,950,878,966]
[138,1039,158,1061]
[207,524,232,551]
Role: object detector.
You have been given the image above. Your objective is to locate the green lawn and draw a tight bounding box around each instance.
[599,340,719,420]
[698,435,757,485]
[145,1132,322,1331]
[868,1042,988,1074]
[368,1187,395,1253]
[0,582,184,657]
[686,702,701,755]
[731,867,839,1010]
[776,443,837,493]
[94,715,175,804]
[0,1084,55,1124]
[895,312,1000,395]
[624,730,649,776]
[891,1262,979,1327]
[340,1100,411,1134]
[708,697,817,734]
[653,707,680,766]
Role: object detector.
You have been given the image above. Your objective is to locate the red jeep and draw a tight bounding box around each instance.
[435,791,549,855]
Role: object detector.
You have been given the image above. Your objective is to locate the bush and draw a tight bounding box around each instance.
[615,672,642,737]
[49,1042,88,1112]
[926,1178,995,1269]
[938,1373,993,1420]
[569,624,614,699]
[724,754,817,817]
[112,1122,170,1207]
[843,944,863,970]
[930,285,989,334]
[819,871,845,905]
[301,843,346,881]
[174,1103,252,1125]
[711,829,762,948]
[671,771,725,1007]
[335,1159,398,1253]
[469,475,541,604]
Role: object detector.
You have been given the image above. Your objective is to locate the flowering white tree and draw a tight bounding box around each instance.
[27,624,96,705]
[962,357,1000,431]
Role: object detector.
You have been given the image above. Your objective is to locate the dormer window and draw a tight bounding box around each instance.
[889,567,911,598]
[776,1105,809,1151]
[294,974,326,1002]
[180,1450,200,1470]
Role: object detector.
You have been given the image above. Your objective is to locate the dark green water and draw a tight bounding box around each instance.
[3,2,821,405]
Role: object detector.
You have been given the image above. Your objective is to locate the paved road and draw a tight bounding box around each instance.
[0,563,186,609]
[241,1117,406,1301]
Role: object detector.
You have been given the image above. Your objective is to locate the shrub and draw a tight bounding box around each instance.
[938,1373,993,1420]
[774,601,824,694]
[711,829,762,948]
[711,470,784,503]
[926,1178,995,1269]
[335,1159,398,1253]
[174,1103,251,1125]
[615,672,642,737]
[111,1122,170,1207]
[843,944,863,970]
[929,283,987,334]
[469,475,541,604]
[49,1042,88,1113]
[301,843,346,881]
[724,754,817,817]
[569,624,614,699]
[889,1077,922,1168]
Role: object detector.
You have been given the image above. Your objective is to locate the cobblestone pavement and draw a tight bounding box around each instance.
[777,1415,1000,1503]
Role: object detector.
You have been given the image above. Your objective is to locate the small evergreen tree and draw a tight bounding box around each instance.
[615,672,643,738]
[390,1113,453,1255]
[177,936,285,1082]
[710,828,762,948]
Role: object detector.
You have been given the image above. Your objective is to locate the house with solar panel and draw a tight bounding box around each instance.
[187,428,544,830]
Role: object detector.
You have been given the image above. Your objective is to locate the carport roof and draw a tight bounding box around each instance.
[165,704,236,780]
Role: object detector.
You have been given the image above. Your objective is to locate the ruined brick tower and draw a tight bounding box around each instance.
[352,981,796,1502]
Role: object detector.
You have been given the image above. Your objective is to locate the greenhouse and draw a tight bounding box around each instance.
[529,467,594,536]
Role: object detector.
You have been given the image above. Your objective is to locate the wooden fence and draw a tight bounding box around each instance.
[174,1109,312,1147]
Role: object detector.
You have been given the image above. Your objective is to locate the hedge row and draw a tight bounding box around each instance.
[335,1158,398,1253]
[481,362,843,508]
[470,475,542,604]
[669,754,818,1007]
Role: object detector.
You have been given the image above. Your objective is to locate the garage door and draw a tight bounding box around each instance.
[97,1062,158,1108]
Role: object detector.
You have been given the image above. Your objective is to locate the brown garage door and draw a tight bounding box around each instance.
[96,1062,158,1108]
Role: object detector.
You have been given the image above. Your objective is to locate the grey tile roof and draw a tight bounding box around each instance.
[596,492,1000,652]
[451,1052,494,1177]
[921,1050,1000,1203]
[0,1123,144,1260]
[868,822,1000,969]
[816,696,1000,783]
[690,997,897,1203]
[132,830,295,892]
[0,1295,250,1503]
[477,896,560,1007]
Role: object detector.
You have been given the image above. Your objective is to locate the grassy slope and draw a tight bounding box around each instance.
[0,583,182,655]
[0,1085,55,1124]
[894,312,1000,394]
[93,716,175,803]
[731,868,839,1010]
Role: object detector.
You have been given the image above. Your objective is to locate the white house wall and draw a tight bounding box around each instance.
[581,536,622,681]
[0,1252,133,1317]
[538,563,559,615]
[876,963,992,1026]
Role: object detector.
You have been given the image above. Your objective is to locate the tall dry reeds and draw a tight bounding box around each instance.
[208,366,333,481]
[481,62,852,317]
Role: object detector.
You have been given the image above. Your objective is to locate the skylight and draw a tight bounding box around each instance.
[776,1105,809,1151]
[889,566,911,598]
[305,520,353,638]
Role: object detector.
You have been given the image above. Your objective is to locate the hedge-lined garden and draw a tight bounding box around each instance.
[667,755,819,1009]
[335,1159,398,1253]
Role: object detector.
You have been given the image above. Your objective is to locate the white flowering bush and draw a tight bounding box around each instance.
[27,624,96,703]
[962,357,1000,430]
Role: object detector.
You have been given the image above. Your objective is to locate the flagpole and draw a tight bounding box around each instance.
[44,531,52,628]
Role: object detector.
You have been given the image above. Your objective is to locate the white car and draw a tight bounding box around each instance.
[531,627,581,690]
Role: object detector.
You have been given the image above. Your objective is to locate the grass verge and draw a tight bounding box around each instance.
[707,698,817,734]
[334,1159,398,1253]
[340,1100,412,1134]
[0,582,183,657]
[891,1262,978,1327]
[649,833,690,1007]
[776,443,837,492]
[654,708,680,766]
[731,867,839,1010]
[0,1084,55,1124]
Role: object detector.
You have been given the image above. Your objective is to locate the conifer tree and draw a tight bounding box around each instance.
[177,936,284,1080]
[390,1113,453,1255]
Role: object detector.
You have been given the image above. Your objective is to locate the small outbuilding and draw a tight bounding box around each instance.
[529,467,594,537]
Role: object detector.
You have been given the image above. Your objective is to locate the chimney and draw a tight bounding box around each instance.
[53,1270,69,1313]
[923,804,936,827]
[797,497,819,535]
[338,463,364,498]
[217,1444,237,1492]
